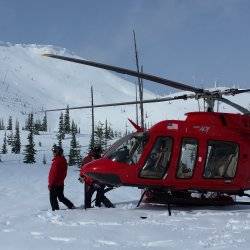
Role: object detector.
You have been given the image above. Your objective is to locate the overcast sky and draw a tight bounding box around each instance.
[0,0,250,93]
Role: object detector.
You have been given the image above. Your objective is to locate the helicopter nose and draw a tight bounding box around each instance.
[86,172,122,186]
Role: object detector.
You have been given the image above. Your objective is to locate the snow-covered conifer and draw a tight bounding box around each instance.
[57,112,65,146]
[0,118,5,130]
[42,113,48,131]
[64,105,71,134]
[23,129,36,164]
[42,154,47,165]
[71,120,78,135]
[12,120,21,154]
[94,121,106,149]
[2,132,7,154]
[7,130,14,146]
[7,116,12,130]
[25,113,34,131]
[68,132,81,166]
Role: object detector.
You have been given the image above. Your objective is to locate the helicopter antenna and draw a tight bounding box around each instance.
[90,86,95,149]
[135,79,138,125]
[133,30,144,128]
[140,65,144,127]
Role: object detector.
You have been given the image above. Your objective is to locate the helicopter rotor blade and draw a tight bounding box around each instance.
[220,88,250,96]
[43,54,204,94]
[44,94,195,113]
[215,97,250,115]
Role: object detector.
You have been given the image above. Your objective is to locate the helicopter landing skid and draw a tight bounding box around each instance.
[135,189,250,215]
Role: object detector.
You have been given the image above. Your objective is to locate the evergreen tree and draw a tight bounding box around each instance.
[12,120,21,154]
[105,119,114,139]
[94,121,106,149]
[7,116,12,130]
[25,113,34,131]
[58,136,62,148]
[0,118,5,130]
[42,154,47,165]
[103,120,115,149]
[71,120,78,135]
[23,129,36,164]
[64,105,71,134]
[34,119,41,135]
[42,113,48,131]
[68,132,81,166]
[104,119,109,149]
[57,112,65,146]
[88,135,95,151]
[7,130,14,146]
[2,132,7,154]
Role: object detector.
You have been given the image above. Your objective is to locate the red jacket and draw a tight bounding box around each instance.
[48,155,68,188]
[80,152,97,185]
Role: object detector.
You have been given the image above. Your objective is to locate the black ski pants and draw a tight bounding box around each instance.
[85,182,114,209]
[49,185,74,211]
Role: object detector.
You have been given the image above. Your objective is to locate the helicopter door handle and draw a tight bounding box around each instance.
[224,179,233,183]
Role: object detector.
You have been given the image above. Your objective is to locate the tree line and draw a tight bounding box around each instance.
[1,113,48,163]
[0,107,121,166]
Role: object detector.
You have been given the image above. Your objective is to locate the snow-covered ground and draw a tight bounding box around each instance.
[1,131,250,250]
[1,159,250,249]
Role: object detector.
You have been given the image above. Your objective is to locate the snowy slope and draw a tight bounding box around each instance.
[1,42,249,135]
[0,42,156,132]
[1,160,250,249]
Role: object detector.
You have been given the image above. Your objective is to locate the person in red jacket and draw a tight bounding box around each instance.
[48,145,75,211]
[80,145,114,208]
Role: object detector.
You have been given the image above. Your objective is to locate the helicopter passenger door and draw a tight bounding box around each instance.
[203,141,239,179]
[139,137,173,179]
[176,138,198,179]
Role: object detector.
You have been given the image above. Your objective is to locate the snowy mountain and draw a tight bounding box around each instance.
[0,42,156,132]
[0,42,249,134]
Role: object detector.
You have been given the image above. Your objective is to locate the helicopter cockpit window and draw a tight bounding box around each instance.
[104,132,149,164]
[204,141,239,179]
[140,137,173,179]
[176,138,198,179]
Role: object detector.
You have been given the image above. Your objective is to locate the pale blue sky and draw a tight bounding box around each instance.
[0,0,250,93]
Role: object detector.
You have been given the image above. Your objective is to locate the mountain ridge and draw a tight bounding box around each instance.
[0,42,249,133]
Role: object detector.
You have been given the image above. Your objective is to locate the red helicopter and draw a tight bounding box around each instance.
[44,54,250,209]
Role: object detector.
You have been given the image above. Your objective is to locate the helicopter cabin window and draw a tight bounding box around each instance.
[104,132,149,165]
[176,138,198,179]
[204,141,239,179]
[140,137,172,179]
